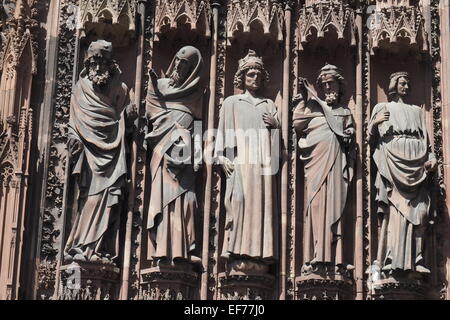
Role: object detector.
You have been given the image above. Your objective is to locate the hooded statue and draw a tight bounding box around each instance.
[145,46,204,265]
[64,40,135,264]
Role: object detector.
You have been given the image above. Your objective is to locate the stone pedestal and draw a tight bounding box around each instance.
[369,278,427,300]
[296,263,354,300]
[58,262,120,300]
[140,264,199,300]
[219,259,275,300]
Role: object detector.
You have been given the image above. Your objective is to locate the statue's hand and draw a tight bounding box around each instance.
[373,110,390,126]
[343,128,355,145]
[127,104,138,121]
[291,94,304,108]
[220,157,234,179]
[344,127,355,136]
[150,69,159,86]
[263,113,278,129]
[68,138,83,162]
[425,158,437,173]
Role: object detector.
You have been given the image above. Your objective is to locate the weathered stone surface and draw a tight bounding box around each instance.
[0,0,448,300]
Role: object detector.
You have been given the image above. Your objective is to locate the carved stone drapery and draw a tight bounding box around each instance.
[226,0,284,44]
[369,3,428,53]
[154,0,212,41]
[0,0,447,301]
[78,0,136,46]
[297,0,356,50]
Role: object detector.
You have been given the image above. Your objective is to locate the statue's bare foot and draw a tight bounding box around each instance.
[416,265,431,274]
[73,253,87,262]
[90,254,102,263]
[190,255,202,264]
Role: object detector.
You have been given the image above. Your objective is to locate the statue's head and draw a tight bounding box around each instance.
[168,46,203,88]
[389,72,410,99]
[234,50,270,93]
[316,64,345,106]
[84,40,120,89]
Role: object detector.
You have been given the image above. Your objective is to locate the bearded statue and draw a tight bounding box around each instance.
[293,64,355,276]
[64,40,136,264]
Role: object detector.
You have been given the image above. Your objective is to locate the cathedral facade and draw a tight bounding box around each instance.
[0,0,449,300]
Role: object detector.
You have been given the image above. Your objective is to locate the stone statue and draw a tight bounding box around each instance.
[293,64,355,275]
[145,46,204,266]
[214,50,280,268]
[64,40,136,264]
[369,72,436,276]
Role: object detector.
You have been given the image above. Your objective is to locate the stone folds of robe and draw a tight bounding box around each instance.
[293,99,355,266]
[65,74,129,262]
[214,94,280,261]
[370,102,434,272]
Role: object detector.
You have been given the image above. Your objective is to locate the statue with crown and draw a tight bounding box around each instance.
[368,72,436,282]
[292,64,356,279]
[214,50,280,275]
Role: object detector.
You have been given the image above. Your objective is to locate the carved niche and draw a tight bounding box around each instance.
[297,0,357,50]
[368,0,428,54]
[154,0,212,41]
[0,0,38,76]
[0,0,37,300]
[78,0,136,46]
[227,0,284,45]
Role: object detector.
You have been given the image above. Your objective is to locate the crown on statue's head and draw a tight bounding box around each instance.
[390,71,409,80]
[238,49,265,71]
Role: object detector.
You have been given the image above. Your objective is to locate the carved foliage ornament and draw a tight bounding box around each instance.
[369,4,428,53]
[154,0,211,40]
[227,0,284,44]
[297,0,356,50]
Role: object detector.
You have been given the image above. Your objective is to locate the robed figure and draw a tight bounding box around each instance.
[64,40,135,264]
[369,72,436,275]
[214,50,280,263]
[293,64,355,272]
[145,46,204,265]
